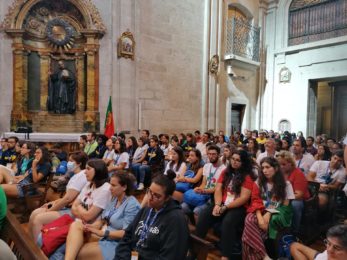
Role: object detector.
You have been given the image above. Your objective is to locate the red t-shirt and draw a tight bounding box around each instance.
[217,170,254,207]
[288,168,310,200]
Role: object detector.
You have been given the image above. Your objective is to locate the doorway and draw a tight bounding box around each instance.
[308,80,347,140]
[230,104,246,134]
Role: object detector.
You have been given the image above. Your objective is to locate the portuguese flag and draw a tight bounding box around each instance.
[104,96,115,138]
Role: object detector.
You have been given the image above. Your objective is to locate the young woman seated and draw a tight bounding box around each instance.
[242,157,295,260]
[135,136,164,191]
[64,173,140,260]
[28,151,88,241]
[108,138,129,175]
[45,159,112,259]
[174,149,203,202]
[0,141,35,184]
[1,146,51,198]
[102,137,116,165]
[195,150,256,260]
[164,146,187,181]
[115,170,189,260]
[180,145,226,222]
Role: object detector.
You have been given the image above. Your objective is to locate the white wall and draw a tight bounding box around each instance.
[263,0,347,135]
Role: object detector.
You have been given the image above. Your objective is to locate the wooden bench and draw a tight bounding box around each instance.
[8,172,54,222]
[0,211,47,260]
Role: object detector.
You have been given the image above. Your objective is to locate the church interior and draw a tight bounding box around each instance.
[0,0,347,259]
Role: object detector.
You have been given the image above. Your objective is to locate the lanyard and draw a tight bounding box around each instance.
[105,149,113,159]
[114,154,120,164]
[208,164,220,180]
[136,208,163,250]
[104,196,127,224]
[296,159,302,168]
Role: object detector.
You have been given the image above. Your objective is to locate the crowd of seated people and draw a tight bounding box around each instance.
[0,129,346,259]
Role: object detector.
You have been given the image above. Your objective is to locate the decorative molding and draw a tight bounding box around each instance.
[117,30,135,60]
[0,0,106,34]
[209,54,219,74]
[0,0,28,30]
[82,0,106,33]
[279,67,291,83]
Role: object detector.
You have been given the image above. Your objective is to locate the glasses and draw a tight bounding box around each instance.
[324,239,345,252]
[146,188,162,200]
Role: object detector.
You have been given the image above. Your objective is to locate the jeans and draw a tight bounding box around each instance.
[291,199,304,233]
[138,165,151,184]
[131,163,142,183]
[195,203,245,258]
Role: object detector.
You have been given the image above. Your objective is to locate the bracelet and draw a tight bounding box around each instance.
[103,229,110,238]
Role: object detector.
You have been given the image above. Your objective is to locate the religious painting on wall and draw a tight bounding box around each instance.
[118,30,135,60]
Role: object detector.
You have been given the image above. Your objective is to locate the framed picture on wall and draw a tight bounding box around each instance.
[117,30,135,60]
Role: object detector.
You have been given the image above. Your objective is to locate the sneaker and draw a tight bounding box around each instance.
[137,183,144,191]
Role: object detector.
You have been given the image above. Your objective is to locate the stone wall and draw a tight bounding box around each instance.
[0,1,14,134]
[95,0,206,135]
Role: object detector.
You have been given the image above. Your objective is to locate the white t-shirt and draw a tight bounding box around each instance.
[260,181,295,209]
[310,160,346,184]
[295,153,315,175]
[202,163,226,189]
[314,250,327,260]
[256,151,279,165]
[133,144,148,162]
[160,144,171,156]
[164,162,186,176]
[103,149,115,160]
[343,135,347,145]
[113,152,130,169]
[77,182,112,210]
[196,142,208,162]
[66,170,87,192]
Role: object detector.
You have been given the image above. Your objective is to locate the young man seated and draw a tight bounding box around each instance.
[307,150,345,209]
[291,224,347,260]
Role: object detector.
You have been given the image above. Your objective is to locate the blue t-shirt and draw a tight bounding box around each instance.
[25,162,51,182]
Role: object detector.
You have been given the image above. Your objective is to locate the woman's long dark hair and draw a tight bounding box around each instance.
[38,146,51,165]
[222,150,255,195]
[188,149,202,174]
[318,144,331,161]
[87,159,109,188]
[258,157,287,202]
[115,138,127,154]
[169,146,185,172]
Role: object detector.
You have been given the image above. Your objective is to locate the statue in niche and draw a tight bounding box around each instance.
[47,60,76,114]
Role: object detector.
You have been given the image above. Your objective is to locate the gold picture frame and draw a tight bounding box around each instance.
[117,30,135,60]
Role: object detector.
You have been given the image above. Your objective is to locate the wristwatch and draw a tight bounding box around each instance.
[104,229,110,238]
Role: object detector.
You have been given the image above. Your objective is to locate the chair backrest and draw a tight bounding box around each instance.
[0,211,47,260]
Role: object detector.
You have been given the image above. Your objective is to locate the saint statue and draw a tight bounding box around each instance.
[47,60,76,114]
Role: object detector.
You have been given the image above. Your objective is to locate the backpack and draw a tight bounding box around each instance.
[55,161,67,175]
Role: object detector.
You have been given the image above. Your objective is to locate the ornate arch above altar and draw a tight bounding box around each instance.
[1,0,106,133]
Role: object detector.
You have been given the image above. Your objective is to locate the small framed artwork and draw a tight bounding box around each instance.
[118,30,135,60]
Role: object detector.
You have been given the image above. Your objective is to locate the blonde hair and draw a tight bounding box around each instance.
[276,150,296,168]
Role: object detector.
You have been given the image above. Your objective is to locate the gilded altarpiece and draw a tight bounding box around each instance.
[1,0,106,132]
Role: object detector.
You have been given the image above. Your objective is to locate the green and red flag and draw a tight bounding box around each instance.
[104,96,115,138]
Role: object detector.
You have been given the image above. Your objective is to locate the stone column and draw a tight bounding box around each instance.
[76,54,86,111]
[39,53,50,111]
[82,31,101,131]
[7,30,28,129]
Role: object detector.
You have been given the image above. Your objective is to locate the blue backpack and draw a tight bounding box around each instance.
[55,161,68,175]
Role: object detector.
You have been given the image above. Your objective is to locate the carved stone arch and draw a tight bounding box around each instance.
[1,0,106,33]
[1,0,106,133]
[226,1,254,21]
